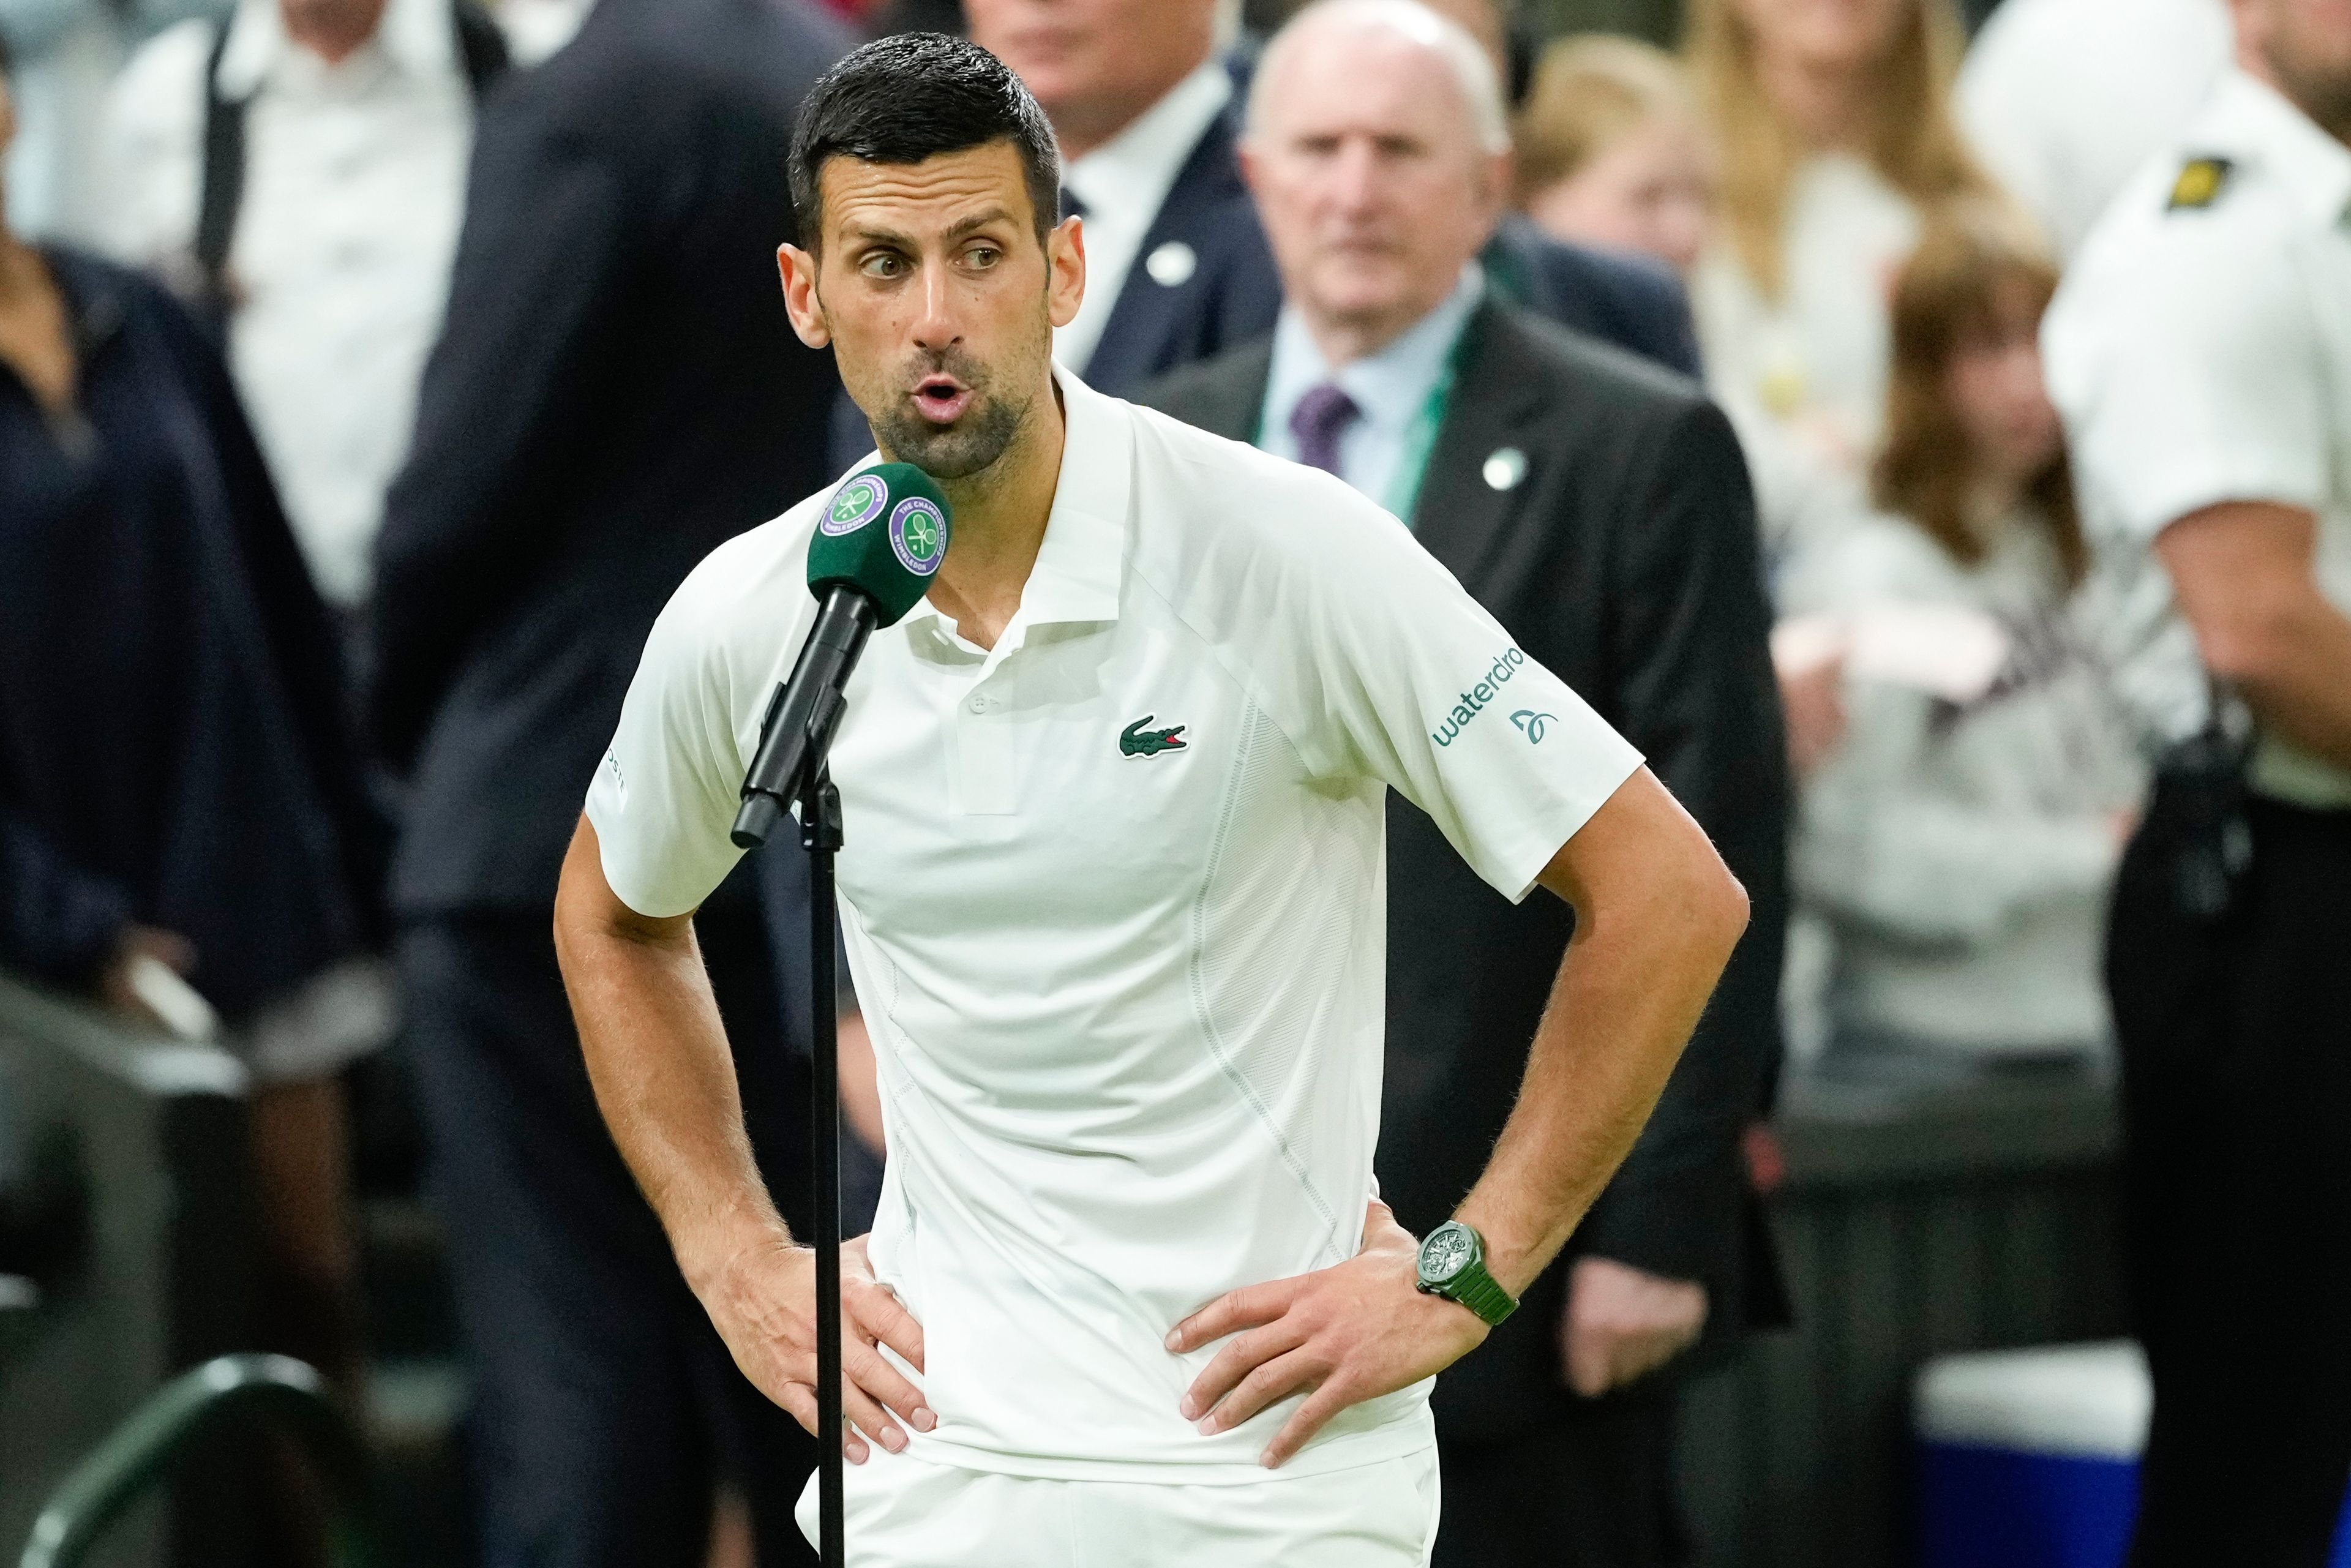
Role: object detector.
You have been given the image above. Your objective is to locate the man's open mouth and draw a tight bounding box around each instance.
[912,375,973,426]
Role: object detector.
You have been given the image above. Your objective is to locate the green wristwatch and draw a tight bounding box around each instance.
[1415,1221,1518,1327]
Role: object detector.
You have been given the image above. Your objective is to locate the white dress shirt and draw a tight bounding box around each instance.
[1958,0,2230,258]
[100,0,474,606]
[1258,263,1485,519]
[2045,70,2351,808]
[588,368,1641,1481]
[1055,59,1234,375]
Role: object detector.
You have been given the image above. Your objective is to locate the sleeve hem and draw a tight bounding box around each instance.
[2113,460,2330,542]
[583,795,708,921]
[1497,748,1646,904]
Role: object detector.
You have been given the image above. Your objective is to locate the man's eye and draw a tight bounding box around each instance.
[860,253,907,279]
[965,246,1002,269]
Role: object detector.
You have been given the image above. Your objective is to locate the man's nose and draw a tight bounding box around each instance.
[1325,140,1387,214]
[910,264,962,353]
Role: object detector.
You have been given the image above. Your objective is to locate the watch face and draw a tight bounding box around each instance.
[1420,1224,1477,1285]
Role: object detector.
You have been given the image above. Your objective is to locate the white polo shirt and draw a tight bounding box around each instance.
[2044,69,2351,808]
[587,370,1642,1482]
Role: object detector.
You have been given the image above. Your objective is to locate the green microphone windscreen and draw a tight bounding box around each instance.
[808,463,952,628]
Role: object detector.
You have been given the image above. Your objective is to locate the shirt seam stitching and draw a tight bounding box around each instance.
[1183,700,1344,1260]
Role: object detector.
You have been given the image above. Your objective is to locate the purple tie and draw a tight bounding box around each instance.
[1289,382,1360,478]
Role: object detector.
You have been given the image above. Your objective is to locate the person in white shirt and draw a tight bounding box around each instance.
[1957,0,2232,259]
[98,0,490,612]
[1682,0,1995,486]
[1786,204,2141,1086]
[553,31,1750,1567]
[2041,0,2351,1556]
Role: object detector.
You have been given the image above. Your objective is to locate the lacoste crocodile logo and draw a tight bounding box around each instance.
[1119,715,1188,758]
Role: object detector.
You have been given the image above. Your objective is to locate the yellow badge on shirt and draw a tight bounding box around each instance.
[2167,157,2233,211]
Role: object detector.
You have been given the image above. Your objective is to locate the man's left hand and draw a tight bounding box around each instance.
[1561,1256,1707,1398]
[1166,1199,1487,1468]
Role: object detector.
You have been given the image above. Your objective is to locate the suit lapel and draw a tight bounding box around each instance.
[1082,113,1247,393]
[1410,301,1548,589]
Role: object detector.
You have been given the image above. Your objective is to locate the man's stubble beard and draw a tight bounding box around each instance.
[838,309,1052,483]
[871,372,1033,479]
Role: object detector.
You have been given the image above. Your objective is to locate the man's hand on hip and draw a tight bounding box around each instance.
[1166,1199,1487,1469]
[1560,1256,1707,1398]
[699,1231,933,1463]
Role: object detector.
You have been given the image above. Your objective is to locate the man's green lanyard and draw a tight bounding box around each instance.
[1257,319,1475,527]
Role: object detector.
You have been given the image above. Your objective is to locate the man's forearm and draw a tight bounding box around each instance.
[553,827,790,1291]
[2230,599,2351,771]
[1454,783,1748,1298]
[2159,501,2351,773]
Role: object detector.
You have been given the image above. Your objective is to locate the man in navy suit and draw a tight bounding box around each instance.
[961,0,1701,393]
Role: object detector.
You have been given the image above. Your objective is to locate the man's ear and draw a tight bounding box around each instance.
[1046,215,1087,331]
[778,242,831,350]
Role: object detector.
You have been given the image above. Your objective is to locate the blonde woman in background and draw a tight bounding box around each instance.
[1785,206,2141,1090]
[1517,36,1717,274]
[1684,0,1993,482]
[1515,31,1867,722]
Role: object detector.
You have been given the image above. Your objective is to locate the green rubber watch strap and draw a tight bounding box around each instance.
[1445,1261,1518,1327]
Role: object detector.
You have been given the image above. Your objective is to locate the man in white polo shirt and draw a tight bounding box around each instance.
[553,32,1749,1566]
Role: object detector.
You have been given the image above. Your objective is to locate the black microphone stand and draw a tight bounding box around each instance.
[799,764,847,1568]
[736,701,850,1568]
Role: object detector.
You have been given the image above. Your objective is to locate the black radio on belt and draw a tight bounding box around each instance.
[2158,686,2255,923]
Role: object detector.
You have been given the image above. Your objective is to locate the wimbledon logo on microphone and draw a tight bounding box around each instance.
[890,497,947,577]
[821,473,888,535]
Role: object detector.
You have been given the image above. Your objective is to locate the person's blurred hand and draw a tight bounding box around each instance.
[1560,1256,1707,1398]
[99,925,197,1025]
[1777,649,1848,777]
[1743,1120,1788,1196]
[698,1231,932,1464]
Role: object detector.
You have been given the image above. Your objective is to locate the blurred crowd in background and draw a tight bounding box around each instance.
[2,0,2344,1561]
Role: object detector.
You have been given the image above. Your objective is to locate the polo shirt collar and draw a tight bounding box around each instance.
[2200,69,2351,229]
[215,0,457,100]
[896,366,1131,647]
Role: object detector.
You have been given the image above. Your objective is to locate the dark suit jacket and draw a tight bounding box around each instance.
[1484,212,1702,380]
[1141,299,1788,1441]
[1070,102,1285,396]
[371,0,849,913]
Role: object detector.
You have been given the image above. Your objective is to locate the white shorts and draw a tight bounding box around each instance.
[793,1446,1442,1567]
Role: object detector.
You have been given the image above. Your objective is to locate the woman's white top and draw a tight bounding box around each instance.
[1693,153,1920,486]
[1784,508,2145,1054]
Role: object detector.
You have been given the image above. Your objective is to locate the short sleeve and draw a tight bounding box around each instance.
[1294,501,1644,902]
[2046,228,2329,543]
[583,590,753,918]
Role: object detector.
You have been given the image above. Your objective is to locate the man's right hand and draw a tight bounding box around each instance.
[697,1231,933,1463]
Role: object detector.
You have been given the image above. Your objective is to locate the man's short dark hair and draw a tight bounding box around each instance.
[788,33,1062,252]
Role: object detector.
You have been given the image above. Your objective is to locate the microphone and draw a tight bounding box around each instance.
[731,463,952,847]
